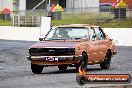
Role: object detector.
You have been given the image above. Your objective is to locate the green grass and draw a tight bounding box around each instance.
[0,12,132,28]
[52,19,132,28]
[51,12,132,28]
[97,19,132,28]
[52,18,96,26]
[52,12,112,26]
[0,20,12,26]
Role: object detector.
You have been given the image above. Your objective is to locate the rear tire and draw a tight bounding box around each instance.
[31,64,44,74]
[100,51,111,69]
[58,65,67,71]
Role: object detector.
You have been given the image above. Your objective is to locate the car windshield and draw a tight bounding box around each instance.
[45,27,88,40]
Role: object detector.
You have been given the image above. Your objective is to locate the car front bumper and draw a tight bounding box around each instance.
[27,55,81,61]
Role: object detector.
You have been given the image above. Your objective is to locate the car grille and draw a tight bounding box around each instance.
[29,48,75,56]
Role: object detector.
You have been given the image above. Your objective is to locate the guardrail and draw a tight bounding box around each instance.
[0,26,132,46]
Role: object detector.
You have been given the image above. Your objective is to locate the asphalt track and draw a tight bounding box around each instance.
[0,40,132,88]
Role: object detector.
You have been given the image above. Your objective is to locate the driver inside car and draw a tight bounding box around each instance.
[58,30,70,39]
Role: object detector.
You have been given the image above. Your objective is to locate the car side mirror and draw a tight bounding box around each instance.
[109,38,113,41]
[39,38,44,41]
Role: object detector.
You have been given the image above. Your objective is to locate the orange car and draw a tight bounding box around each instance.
[27,24,117,74]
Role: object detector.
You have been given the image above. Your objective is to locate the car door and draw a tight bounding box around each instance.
[86,28,98,63]
[99,27,110,59]
[94,27,108,61]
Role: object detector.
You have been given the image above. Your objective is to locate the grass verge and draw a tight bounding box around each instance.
[52,19,132,28]
[0,20,12,26]
[0,17,132,28]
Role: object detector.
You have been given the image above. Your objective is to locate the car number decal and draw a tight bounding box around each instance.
[45,57,58,61]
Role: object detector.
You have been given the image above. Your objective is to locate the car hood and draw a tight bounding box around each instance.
[30,41,81,48]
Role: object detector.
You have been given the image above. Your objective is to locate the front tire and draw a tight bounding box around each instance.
[31,64,44,74]
[80,53,88,71]
[100,51,111,69]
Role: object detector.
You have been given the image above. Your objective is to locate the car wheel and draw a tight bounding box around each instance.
[31,63,44,74]
[80,53,88,71]
[100,51,111,69]
[75,64,80,71]
[58,65,67,71]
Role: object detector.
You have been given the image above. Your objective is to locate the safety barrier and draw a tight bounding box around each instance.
[0,26,132,46]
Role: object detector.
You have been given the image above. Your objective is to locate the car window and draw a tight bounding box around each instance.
[68,28,88,39]
[94,27,104,40]
[45,28,88,40]
[89,28,96,41]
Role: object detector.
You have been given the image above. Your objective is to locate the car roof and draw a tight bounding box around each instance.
[56,24,99,28]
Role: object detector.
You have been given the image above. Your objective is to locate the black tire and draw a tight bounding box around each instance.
[100,51,111,69]
[80,53,88,71]
[31,64,44,74]
[75,64,80,71]
[58,65,67,71]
